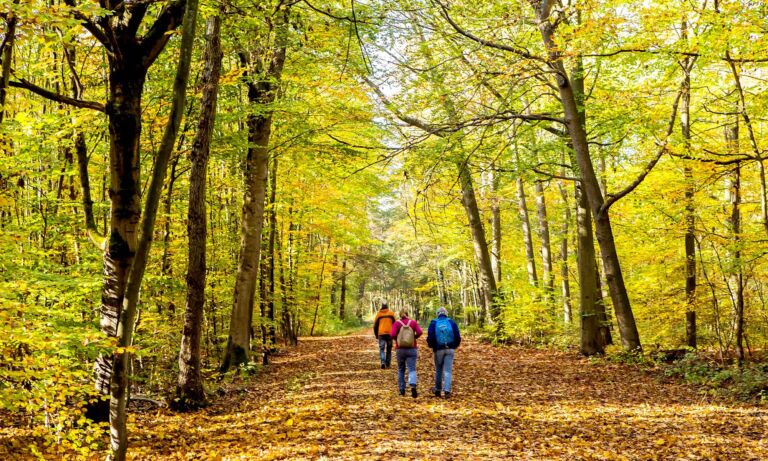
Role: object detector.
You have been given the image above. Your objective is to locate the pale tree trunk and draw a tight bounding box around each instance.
[534,4,641,351]
[266,155,278,349]
[726,54,768,236]
[725,115,745,366]
[330,253,339,306]
[458,161,499,326]
[109,0,198,457]
[355,277,366,321]
[535,180,554,302]
[310,239,330,336]
[490,163,502,284]
[176,14,222,410]
[339,256,347,319]
[576,183,603,355]
[222,10,289,372]
[258,232,269,363]
[557,180,572,324]
[517,177,539,287]
[680,24,697,348]
[276,216,297,345]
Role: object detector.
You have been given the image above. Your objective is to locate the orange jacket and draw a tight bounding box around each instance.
[373,308,396,337]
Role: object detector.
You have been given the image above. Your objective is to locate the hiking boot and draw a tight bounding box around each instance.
[444,392,451,399]
[399,389,405,396]
[381,363,385,369]
[433,390,441,397]
[411,387,418,398]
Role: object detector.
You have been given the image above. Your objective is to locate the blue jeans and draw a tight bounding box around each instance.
[378,336,392,366]
[396,348,418,391]
[433,348,455,393]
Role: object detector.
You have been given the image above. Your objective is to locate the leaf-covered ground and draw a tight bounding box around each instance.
[122,333,767,460]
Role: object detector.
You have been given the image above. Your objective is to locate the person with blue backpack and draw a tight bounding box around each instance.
[427,307,461,398]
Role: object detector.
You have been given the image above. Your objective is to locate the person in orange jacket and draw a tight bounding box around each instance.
[373,302,396,368]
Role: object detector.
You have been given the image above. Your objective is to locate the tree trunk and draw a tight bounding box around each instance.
[681,27,697,348]
[160,154,181,276]
[310,240,330,336]
[221,11,289,372]
[725,116,745,366]
[517,177,539,287]
[535,180,554,302]
[457,160,499,327]
[490,163,502,284]
[355,277,366,321]
[0,7,17,125]
[110,0,198,457]
[437,267,449,305]
[330,253,338,306]
[535,9,641,351]
[557,180,572,324]
[266,155,278,349]
[176,14,222,410]
[576,183,603,355]
[339,256,347,319]
[92,60,147,423]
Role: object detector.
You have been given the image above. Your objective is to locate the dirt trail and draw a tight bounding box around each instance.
[130,333,768,460]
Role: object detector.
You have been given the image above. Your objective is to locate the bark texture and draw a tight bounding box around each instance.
[176,14,222,410]
[517,177,539,287]
[534,3,641,351]
[221,10,289,372]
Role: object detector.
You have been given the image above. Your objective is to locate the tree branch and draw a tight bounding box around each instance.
[363,75,449,136]
[63,0,115,53]
[140,0,187,69]
[600,63,695,215]
[584,47,768,63]
[432,0,544,62]
[9,77,106,112]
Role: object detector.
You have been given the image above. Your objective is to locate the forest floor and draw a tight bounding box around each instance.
[121,332,768,460]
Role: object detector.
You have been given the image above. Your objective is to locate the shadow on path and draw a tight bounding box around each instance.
[129,333,768,460]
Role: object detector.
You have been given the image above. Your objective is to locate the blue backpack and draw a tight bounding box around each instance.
[435,317,454,348]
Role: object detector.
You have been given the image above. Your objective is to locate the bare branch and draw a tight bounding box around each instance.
[432,0,544,62]
[600,61,696,215]
[9,77,106,112]
[140,0,186,69]
[63,0,115,53]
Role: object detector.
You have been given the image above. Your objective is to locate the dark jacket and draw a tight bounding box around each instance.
[427,315,461,350]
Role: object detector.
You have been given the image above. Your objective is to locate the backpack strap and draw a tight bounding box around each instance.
[400,319,410,328]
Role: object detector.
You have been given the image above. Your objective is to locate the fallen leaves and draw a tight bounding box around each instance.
[8,332,763,459]
[120,335,768,459]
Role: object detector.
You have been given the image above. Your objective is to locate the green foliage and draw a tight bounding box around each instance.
[663,355,768,402]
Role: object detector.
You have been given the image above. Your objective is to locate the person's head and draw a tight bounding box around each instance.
[436,307,448,317]
[399,310,410,319]
[380,302,388,310]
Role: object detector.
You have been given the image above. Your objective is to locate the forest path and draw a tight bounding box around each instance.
[130,333,768,460]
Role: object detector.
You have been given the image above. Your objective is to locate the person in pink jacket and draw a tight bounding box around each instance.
[390,311,423,398]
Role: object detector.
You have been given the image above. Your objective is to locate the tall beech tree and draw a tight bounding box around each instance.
[221,5,290,371]
[109,0,199,456]
[176,14,223,410]
[11,0,190,421]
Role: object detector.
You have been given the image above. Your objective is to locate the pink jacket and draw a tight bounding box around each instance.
[390,317,423,349]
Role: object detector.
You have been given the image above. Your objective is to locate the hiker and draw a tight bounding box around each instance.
[427,307,461,398]
[373,302,396,368]
[390,311,423,397]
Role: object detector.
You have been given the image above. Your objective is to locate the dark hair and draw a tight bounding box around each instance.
[381,302,388,309]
